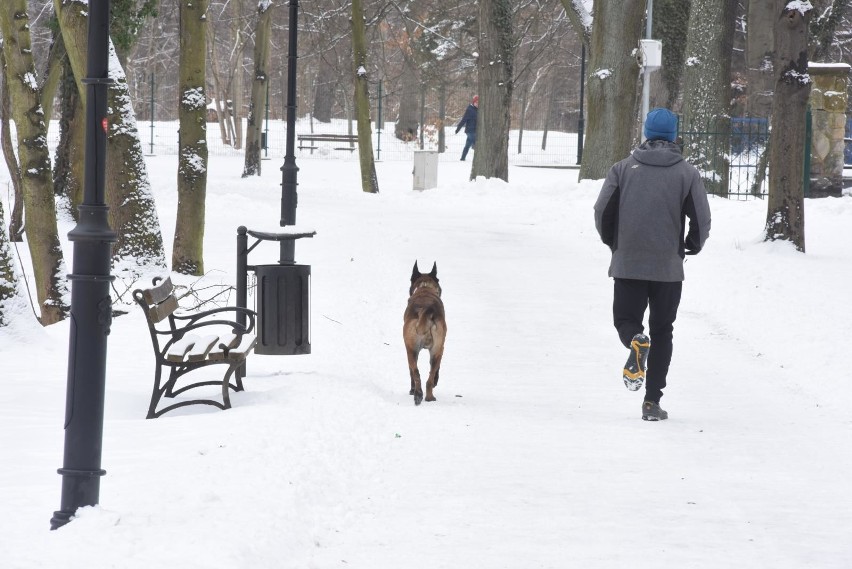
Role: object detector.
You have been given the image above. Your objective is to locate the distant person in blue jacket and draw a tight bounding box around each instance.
[455,95,478,161]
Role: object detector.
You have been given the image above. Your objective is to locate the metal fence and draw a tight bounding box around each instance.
[128,74,583,166]
[679,116,771,200]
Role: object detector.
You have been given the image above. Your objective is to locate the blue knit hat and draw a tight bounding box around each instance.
[644,108,678,142]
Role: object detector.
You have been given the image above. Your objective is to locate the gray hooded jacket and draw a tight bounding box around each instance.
[593,140,711,282]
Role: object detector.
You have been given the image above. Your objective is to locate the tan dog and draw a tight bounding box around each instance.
[403,262,447,405]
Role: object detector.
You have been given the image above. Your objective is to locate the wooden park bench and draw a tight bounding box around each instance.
[297,133,358,153]
[133,276,257,419]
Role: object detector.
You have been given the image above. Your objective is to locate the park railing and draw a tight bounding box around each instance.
[678,115,771,200]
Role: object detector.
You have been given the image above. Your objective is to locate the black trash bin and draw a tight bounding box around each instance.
[254,263,311,355]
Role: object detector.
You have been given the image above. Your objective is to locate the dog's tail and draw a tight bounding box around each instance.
[415,308,435,336]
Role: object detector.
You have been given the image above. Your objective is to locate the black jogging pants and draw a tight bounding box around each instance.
[612,278,682,403]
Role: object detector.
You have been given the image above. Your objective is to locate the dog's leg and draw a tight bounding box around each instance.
[406,346,423,405]
[425,351,443,402]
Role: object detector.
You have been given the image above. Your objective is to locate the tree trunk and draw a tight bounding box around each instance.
[810,0,848,61]
[578,0,645,181]
[438,82,446,153]
[53,54,85,218]
[747,0,775,118]
[243,0,273,178]
[395,61,419,141]
[681,0,737,197]
[312,58,336,123]
[653,0,692,108]
[231,0,244,151]
[173,0,210,276]
[0,198,29,327]
[542,76,557,150]
[471,0,513,182]
[518,83,528,154]
[351,0,379,194]
[765,2,811,252]
[0,48,23,242]
[208,46,231,145]
[0,3,69,325]
[55,0,168,282]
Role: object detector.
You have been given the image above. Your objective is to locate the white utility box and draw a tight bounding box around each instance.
[639,39,663,71]
[413,150,439,191]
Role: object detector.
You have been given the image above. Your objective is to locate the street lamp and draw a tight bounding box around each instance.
[50,0,115,530]
[280,0,300,264]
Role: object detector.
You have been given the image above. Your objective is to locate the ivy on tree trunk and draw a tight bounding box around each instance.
[765,1,811,252]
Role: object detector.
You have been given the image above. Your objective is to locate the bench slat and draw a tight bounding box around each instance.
[142,277,174,305]
[208,333,255,362]
[227,334,257,361]
[166,334,198,362]
[148,294,179,324]
[185,334,220,362]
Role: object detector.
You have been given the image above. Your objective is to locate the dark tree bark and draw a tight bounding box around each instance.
[0,49,23,242]
[0,2,69,325]
[747,0,776,118]
[312,58,337,123]
[578,0,645,181]
[174,0,210,275]
[352,0,379,193]
[0,198,29,326]
[681,0,737,196]
[810,0,849,61]
[395,61,419,141]
[765,1,812,252]
[243,0,273,177]
[471,0,513,182]
[56,0,168,281]
[653,0,692,108]
[53,54,85,218]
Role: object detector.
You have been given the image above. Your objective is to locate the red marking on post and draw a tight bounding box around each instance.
[101,118,108,134]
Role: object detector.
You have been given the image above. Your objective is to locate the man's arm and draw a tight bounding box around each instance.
[594,168,620,250]
[683,173,711,254]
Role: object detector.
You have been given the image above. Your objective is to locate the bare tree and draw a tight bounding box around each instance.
[471,0,513,182]
[173,0,209,275]
[810,0,849,60]
[55,0,167,281]
[747,0,775,118]
[765,1,812,252]
[0,2,69,325]
[351,0,379,193]
[0,47,23,242]
[243,0,274,177]
[681,0,737,196]
[0,198,29,326]
[573,0,645,181]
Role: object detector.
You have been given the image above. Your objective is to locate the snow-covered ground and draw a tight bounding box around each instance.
[2,148,851,568]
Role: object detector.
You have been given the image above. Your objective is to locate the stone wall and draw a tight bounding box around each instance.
[808,63,850,198]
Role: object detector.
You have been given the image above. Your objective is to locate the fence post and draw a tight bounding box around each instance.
[376,80,383,161]
[149,72,154,155]
[577,43,585,165]
[803,107,812,198]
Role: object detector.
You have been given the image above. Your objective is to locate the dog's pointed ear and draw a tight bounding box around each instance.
[429,262,438,278]
[411,261,421,280]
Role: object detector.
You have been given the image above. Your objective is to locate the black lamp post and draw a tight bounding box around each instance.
[280,0,300,263]
[50,0,116,530]
[577,43,585,165]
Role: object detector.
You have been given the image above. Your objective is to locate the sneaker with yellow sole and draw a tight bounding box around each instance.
[623,333,650,391]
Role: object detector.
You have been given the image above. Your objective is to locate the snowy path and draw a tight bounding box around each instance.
[2,159,850,568]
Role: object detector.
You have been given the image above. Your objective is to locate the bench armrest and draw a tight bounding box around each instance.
[172,306,257,335]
